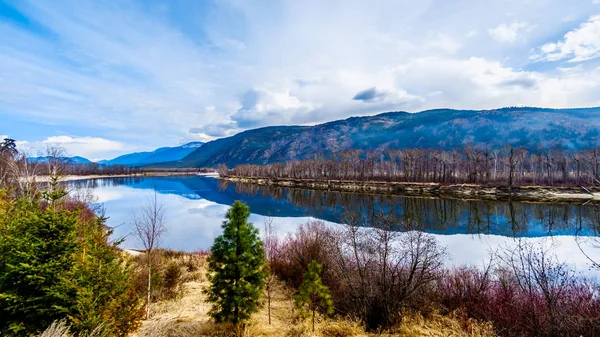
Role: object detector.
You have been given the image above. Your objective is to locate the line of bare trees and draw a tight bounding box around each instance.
[29,160,144,176]
[223,146,600,187]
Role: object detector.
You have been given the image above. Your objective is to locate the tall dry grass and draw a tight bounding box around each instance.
[130,251,496,337]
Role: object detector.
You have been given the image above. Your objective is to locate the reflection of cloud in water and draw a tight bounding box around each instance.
[436,234,600,279]
[93,188,127,203]
[188,199,223,214]
[90,181,600,279]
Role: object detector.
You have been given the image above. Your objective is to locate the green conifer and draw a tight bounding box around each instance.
[205,201,267,327]
[0,198,78,336]
[0,186,143,336]
[295,260,334,332]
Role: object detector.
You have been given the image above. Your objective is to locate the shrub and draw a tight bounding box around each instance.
[270,221,337,289]
[272,216,447,331]
[162,262,183,299]
[437,243,600,336]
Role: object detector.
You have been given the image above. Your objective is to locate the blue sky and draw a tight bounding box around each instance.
[2,0,600,160]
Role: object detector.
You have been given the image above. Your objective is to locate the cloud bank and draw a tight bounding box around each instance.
[1,0,600,158]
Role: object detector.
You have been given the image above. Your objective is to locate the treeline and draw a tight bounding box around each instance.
[224,146,600,187]
[33,161,144,176]
[225,181,600,236]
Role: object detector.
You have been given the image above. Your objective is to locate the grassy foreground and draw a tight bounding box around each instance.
[131,252,496,337]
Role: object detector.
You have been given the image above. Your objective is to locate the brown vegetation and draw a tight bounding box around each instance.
[225,146,600,188]
[268,219,600,336]
[130,249,496,337]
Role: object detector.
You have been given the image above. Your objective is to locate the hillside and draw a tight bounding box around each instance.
[101,141,204,166]
[176,107,600,168]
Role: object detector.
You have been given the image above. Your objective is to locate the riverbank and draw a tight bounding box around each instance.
[131,250,496,337]
[33,171,218,183]
[221,176,600,204]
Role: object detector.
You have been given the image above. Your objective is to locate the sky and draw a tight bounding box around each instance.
[2,0,600,160]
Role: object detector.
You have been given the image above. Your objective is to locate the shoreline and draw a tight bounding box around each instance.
[221,176,600,204]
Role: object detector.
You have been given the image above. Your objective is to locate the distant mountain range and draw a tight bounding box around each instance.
[99,142,204,166]
[27,142,205,167]
[28,156,92,164]
[172,107,600,168]
[28,107,600,168]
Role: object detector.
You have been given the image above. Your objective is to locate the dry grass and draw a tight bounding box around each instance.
[131,253,496,337]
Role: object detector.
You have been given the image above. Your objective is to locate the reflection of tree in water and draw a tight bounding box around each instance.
[226,181,600,237]
[66,177,145,190]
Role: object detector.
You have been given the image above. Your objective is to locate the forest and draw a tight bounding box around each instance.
[224,146,600,188]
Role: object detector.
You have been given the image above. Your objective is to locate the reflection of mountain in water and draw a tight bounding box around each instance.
[70,176,600,238]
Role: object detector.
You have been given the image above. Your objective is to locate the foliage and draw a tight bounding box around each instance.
[68,215,144,336]
[272,217,447,330]
[0,138,18,156]
[162,262,182,299]
[0,197,78,336]
[0,186,143,336]
[205,200,267,326]
[437,243,600,336]
[294,260,334,332]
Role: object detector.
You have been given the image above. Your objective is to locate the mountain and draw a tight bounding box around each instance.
[28,156,91,164]
[177,107,600,168]
[101,142,204,166]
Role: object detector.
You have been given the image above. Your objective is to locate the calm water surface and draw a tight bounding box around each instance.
[69,175,600,277]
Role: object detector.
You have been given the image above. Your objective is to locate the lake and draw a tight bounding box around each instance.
[68,175,600,278]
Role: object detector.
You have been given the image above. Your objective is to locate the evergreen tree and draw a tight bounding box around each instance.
[69,215,145,337]
[205,201,266,327]
[0,197,78,336]
[0,185,143,336]
[295,260,334,332]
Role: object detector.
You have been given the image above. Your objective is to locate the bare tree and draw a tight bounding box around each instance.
[328,211,446,329]
[497,240,573,335]
[575,232,600,271]
[263,217,278,325]
[133,190,167,319]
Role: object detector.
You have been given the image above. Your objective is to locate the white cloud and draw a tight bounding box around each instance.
[428,33,461,54]
[232,88,321,128]
[15,136,128,161]
[533,15,600,62]
[392,56,600,109]
[42,136,125,160]
[2,0,600,153]
[488,21,529,43]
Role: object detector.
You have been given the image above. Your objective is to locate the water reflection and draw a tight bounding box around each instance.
[67,176,600,277]
[68,176,600,238]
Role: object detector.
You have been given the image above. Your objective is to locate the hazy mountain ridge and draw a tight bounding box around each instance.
[100,141,204,166]
[176,107,600,167]
[28,156,92,164]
